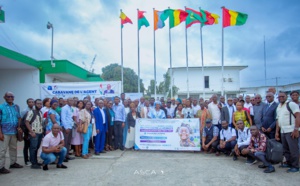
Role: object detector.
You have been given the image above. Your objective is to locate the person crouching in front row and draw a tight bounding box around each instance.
[241,125,275,173]
[40,124,67,171]
[202,119,219,153]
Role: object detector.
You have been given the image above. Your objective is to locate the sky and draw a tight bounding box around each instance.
[0,0,299,89]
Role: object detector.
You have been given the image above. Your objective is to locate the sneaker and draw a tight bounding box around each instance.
[31,164,41,169]
[42,165,48,171]
[25,162,32,167]
[0,167,10,174]
[9,163,23,169]
[286,168,299,173]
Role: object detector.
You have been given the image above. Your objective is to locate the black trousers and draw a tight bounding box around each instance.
[281,132,299,168]
[23,135,30,163]
[106,125,114,147]
[204,139,219,151]
[114,121,124,149]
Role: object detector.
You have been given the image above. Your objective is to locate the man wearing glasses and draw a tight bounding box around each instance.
[0,92,23,174]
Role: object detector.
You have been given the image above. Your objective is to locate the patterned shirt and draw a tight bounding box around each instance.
[47,108,61,131]
[26,110,43,134]
[0,102,21,135]
[248,132,267,152]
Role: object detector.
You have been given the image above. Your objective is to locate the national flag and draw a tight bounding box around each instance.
[222,7,248,28]
[185,7,207,28]
[165,9,189,29]
[120,12,132,28]
[203,10,219,25]
[138,11,150,30]
[154,10,169,30]
[0,9,5,23]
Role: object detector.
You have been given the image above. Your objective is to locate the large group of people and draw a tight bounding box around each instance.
[0,86,299,174]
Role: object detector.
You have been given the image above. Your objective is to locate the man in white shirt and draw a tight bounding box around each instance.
[244,95,254,116]
[233,120,251,162]
[192,98,200,117]
[276,92,300,173]
[208,94,221,129]
[166,101,175,118]
[217,120,237,156]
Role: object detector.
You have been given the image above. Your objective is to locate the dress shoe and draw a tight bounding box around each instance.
[94,152,100,156]
[57,164,68,169]
[215,152,220,156]
[233,155,238,161]
[258,164,268,169]
[10,163,23,168]
[120,147,124,151]
[66,157,75,160]
[0,167,10,174]
[31,164,41,169]
[279,164,292,168]
[286,168,299,173]
[264,166,275,173]
[100,151,107,153]
[63,159,69,162]
[42,165,48,171]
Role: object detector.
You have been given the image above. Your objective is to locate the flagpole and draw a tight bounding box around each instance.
[120,9,124,93]
[264,35,267,87]
[153,8,157,99]
[199,7,205,100]
[221,7,224,96]
[184,6,189,98]
[137,9,141,93]
[168,7,173,98]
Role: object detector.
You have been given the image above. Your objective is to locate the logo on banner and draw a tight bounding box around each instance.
[47,86,52,90]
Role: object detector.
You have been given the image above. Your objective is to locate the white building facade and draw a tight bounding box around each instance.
[168,66,247,100]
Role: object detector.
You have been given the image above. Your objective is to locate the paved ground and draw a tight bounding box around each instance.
[0,144,300,186]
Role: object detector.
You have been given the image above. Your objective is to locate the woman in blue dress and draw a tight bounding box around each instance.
[46,100,61,134]
[148,101,166,119]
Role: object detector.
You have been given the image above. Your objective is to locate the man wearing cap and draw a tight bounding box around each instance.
[221,98,236,128]
[202,119,219,153]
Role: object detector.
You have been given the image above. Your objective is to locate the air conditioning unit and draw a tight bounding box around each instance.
[228,78,233,82]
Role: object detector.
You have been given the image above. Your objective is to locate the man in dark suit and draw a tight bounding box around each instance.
[261,92,278,139]
[93,100,108,155]
[221,98,236,128]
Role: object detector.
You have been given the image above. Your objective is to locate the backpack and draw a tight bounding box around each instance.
[21,110,38,135]
[286,101,296,125]
[266,138,283,164]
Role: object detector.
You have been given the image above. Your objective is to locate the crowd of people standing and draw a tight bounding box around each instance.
[0,86,299,174]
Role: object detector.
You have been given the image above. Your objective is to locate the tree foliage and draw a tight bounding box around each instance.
[147,72,179,97]
[101,63,145,93]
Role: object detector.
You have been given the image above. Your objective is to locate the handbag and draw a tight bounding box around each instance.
[17,127,23,142]
[82,123,88,134]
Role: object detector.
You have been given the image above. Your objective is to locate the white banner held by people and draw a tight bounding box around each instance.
[135,118,200,151]
[40,81,121,100]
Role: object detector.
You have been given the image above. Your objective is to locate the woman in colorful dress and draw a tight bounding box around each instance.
[232,101,252,129]
[148,101,166,119]
[71,100,84,157]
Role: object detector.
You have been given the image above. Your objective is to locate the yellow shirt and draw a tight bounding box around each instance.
[234,110,250,128]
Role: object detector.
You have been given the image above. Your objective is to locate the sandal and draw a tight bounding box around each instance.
[82,155,89,159]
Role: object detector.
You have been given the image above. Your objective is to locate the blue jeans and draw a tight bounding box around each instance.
[40,147,67,165]
[29,133,43,165]
[82,124,92,156]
